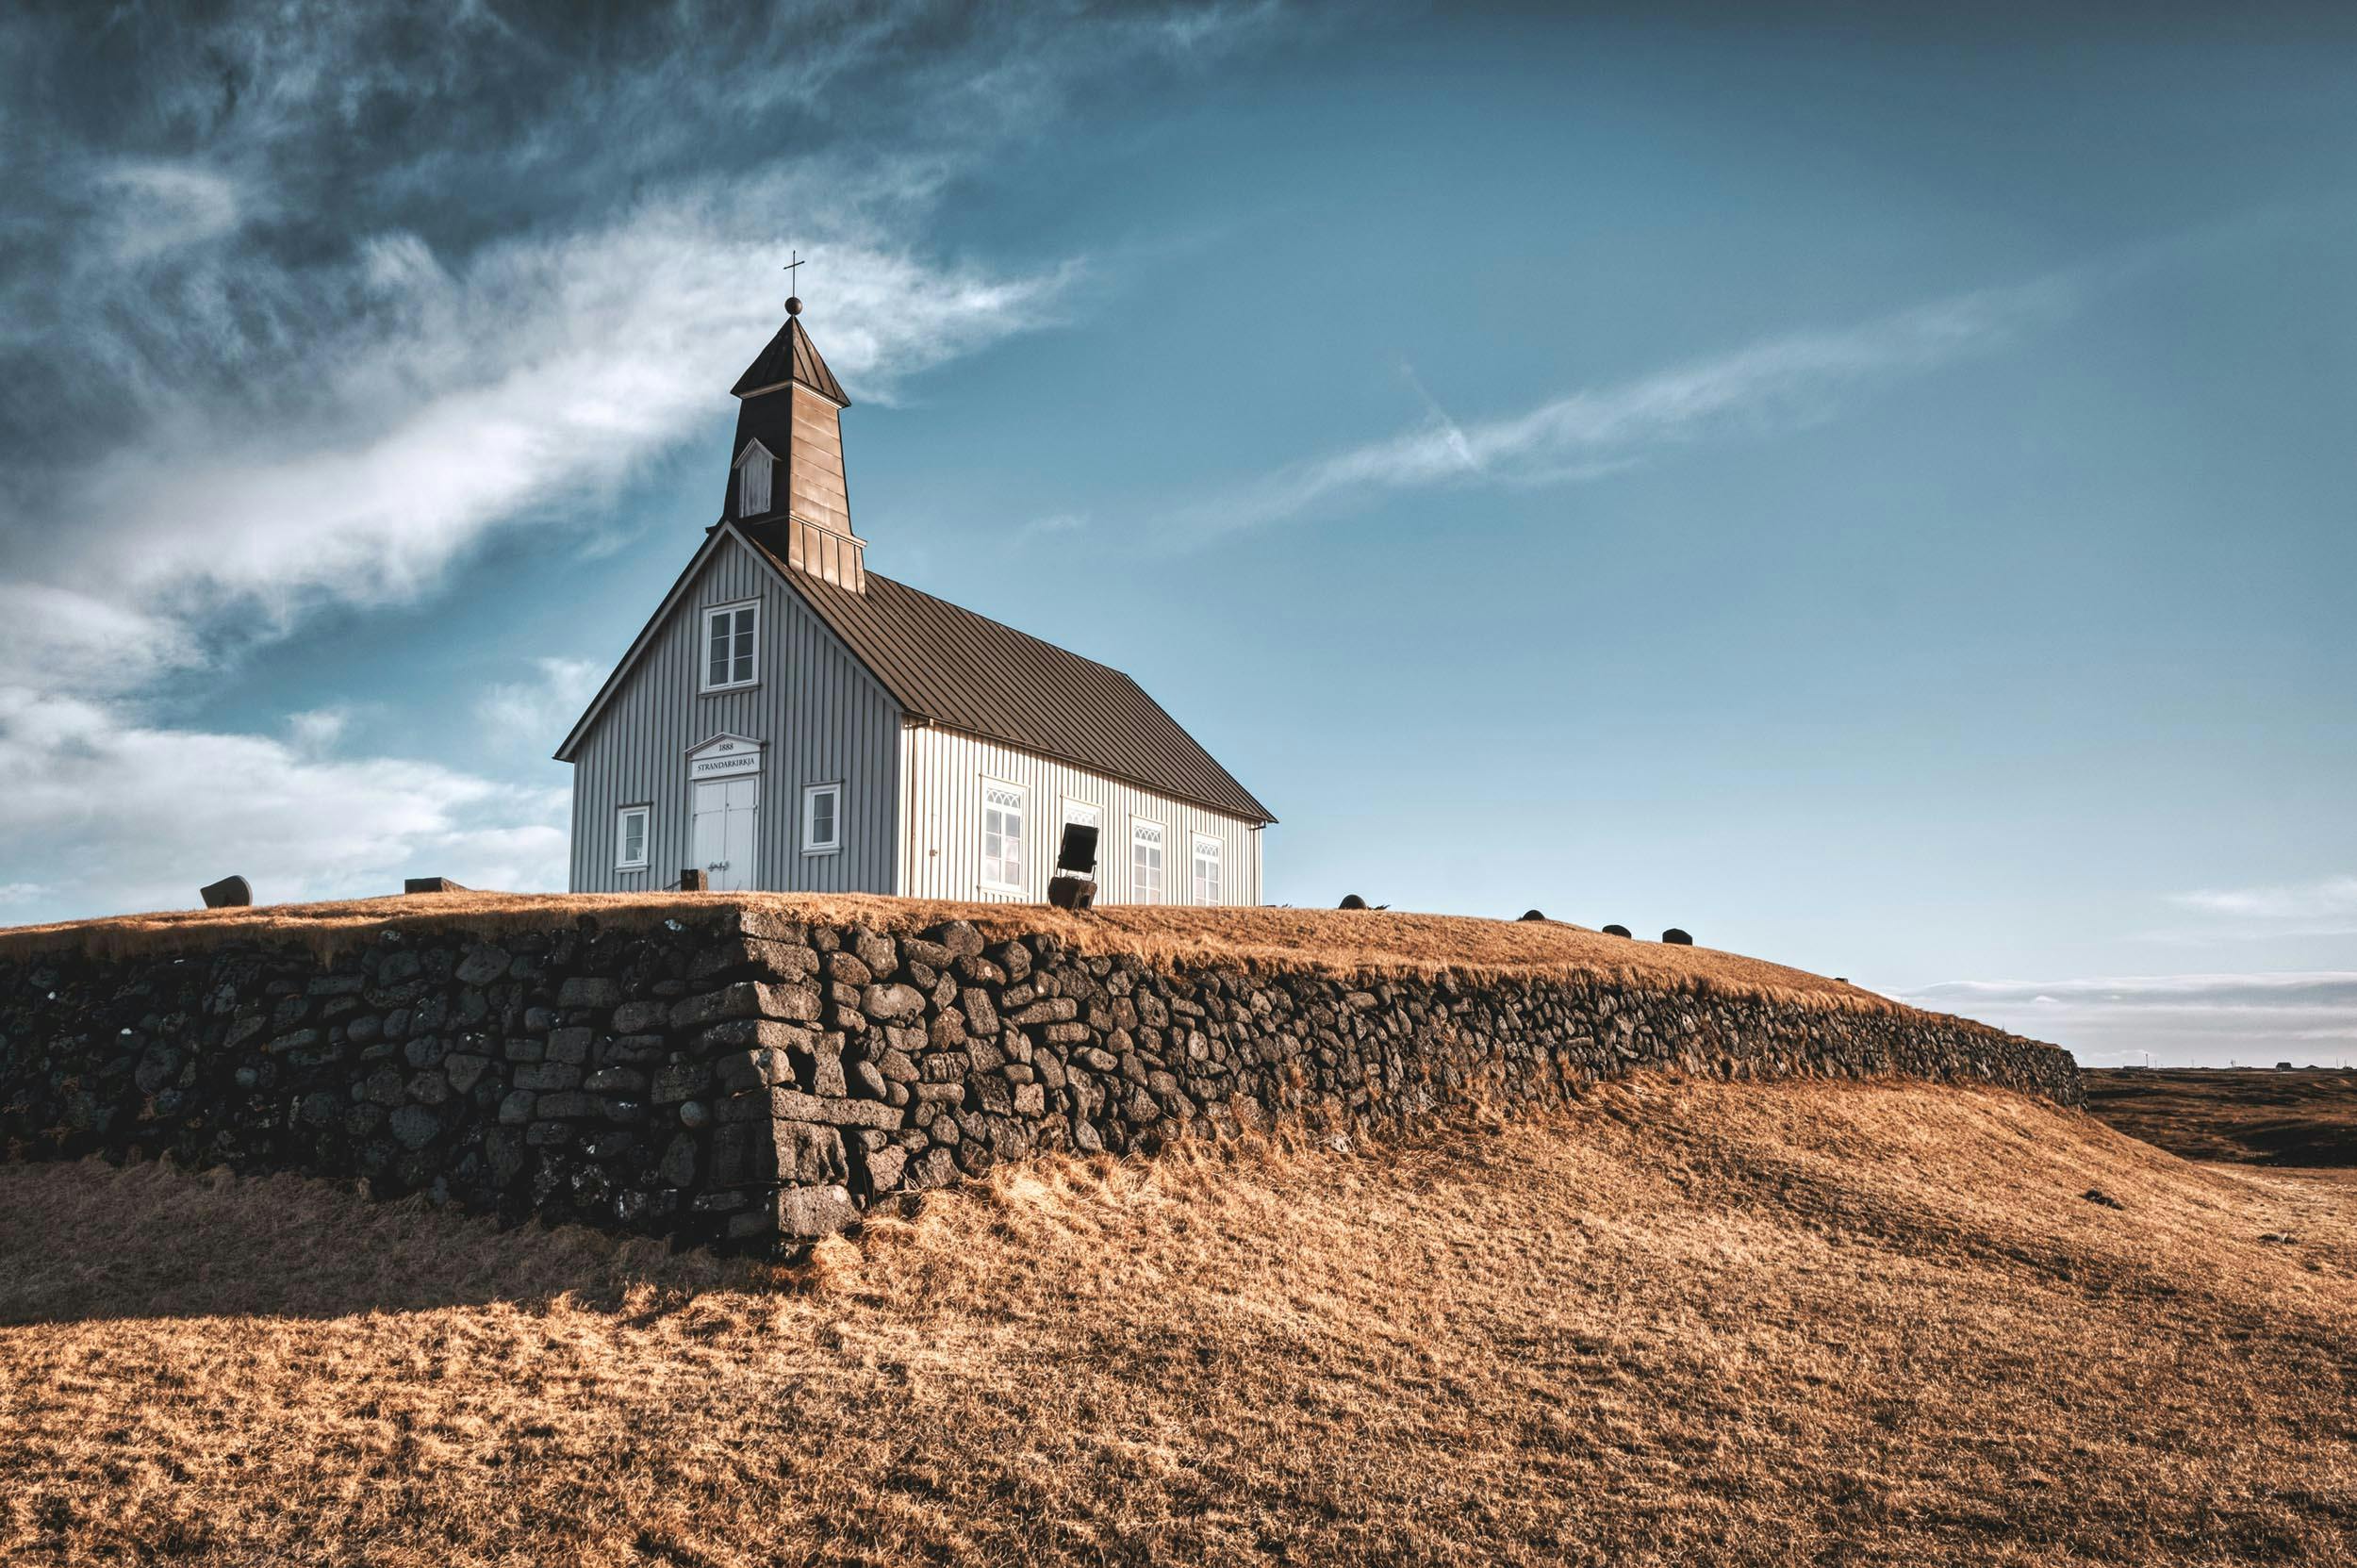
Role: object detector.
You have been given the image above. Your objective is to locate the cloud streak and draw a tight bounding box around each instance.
[0,689,568,912]
[2167,874,2357,933]
[1179,279,2069,539]
[477,658,606,755]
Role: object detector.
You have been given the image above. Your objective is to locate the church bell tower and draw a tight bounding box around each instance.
[723,292,865,593]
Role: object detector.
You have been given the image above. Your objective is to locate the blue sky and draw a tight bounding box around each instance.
[1,2,2350,1065]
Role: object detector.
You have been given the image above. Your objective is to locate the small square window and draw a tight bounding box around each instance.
[616,805,651,871]
[802,783,842,854]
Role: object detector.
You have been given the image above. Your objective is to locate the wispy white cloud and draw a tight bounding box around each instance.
[2167,874,2357,931]
[1179,279,2069,539]
[0,689,568,912]
[477,657,605,752]
[88,159,251,264]
[285,706,352,755]
[35,207,1076,667]
[1018,512,1091,540]
[1898,972,2357,1067]
[0,583,202,701]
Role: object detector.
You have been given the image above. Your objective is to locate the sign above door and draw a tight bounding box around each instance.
[685,733,765,780]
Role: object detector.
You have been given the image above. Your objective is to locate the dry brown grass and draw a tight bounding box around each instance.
[5,1079,2351,1566]
[0,891,1893,1013]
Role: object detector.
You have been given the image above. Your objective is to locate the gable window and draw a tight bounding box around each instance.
[1130,818,1164,904]
[616,804,651,871]
[980,781,1026,893]
[802,783,842,854]
[701,601,758,691]
[1191,834,1222,905]
[736,444,773,516]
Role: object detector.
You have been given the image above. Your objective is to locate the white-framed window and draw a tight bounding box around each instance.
[1059,798,1104,877]
[615,804,651,871]
[1191,833,1222,905]
[735,442,773,516]
[801,783,842,854]
[980,780,1027,892]
[1130,817,1164,904]
[701,600,758,691]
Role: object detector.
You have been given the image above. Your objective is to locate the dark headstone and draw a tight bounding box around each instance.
[1055,823,1099,876]
[679,869,710,892]
[1660,928,1693,946]
[404,877,468,895]
[1339,894,1369,911]
[1601,924,1631,938]
[199,875,252,909]
[1518,909,1546,922]
[1047,875,1096,911]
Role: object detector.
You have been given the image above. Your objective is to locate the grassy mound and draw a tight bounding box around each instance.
[4,1079,2350,1566]
[1,891,1897,1013]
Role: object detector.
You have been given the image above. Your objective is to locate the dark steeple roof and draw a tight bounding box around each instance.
[729,316,849,404]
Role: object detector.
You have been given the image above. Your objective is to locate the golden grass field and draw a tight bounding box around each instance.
[5,1077,2352,1566]
[0,892,1891,1012]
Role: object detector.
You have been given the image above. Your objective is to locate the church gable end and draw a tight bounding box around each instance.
[556,531,901,896]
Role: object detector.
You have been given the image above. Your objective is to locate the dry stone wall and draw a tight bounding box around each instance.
[0,909,2080,1250]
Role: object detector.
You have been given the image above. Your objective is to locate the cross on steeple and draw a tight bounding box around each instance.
[783,251,804,315]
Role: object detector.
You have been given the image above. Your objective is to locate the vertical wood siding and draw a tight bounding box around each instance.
[898,726,1264,906]
[567,538,901,893]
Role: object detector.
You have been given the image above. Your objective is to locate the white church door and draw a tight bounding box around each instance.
[691,777,759,891]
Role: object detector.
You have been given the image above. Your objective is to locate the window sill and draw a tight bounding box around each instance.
[700,681,760,696]
[977,882,1025,898]
[616,863,649,873]
[801,845,842,857]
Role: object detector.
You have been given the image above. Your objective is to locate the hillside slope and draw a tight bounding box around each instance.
[4,1079,2351,1566]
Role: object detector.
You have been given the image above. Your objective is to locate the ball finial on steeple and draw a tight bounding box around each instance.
[785,296,801,317]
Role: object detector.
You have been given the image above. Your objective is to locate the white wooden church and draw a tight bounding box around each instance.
[555,298,1273,902]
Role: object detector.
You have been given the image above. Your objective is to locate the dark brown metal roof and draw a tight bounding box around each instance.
[737,520,1275,824]
[729,317,849,404]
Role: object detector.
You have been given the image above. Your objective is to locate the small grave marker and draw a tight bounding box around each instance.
[199,875,252,909]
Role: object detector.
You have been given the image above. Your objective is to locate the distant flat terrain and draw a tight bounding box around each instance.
[5,1079,2352,1566]
[2084,1068,2357,1167]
